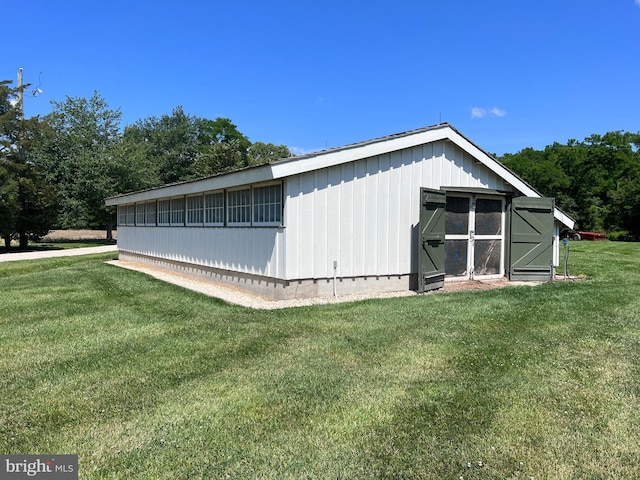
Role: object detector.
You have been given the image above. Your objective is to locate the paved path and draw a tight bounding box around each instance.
[0,245,118,262]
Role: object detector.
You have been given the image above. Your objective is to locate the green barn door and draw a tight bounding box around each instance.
[418,188,446,292]
[509,196,555,281]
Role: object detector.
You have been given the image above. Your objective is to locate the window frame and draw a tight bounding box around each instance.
[157,199,171,226]
[144,200,157,226]
[170,196,185,226]
[186,194,204,226]
[135,203,146,226]
[252,183,282,226]
[204,191,225,226]
[118,205,127,226]
[226,188,252,226]
[126,204,136,226]
[122,181,284,229]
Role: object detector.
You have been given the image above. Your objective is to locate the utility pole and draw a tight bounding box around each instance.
[17,67,24,120]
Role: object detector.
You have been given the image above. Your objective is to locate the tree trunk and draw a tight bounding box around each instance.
[19,232,28,249]
[3,236,10,250]
[106,223,113,241]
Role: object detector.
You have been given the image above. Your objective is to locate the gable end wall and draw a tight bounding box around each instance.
[283,140,510,281]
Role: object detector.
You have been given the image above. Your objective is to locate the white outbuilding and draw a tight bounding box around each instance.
[105,123,575,299]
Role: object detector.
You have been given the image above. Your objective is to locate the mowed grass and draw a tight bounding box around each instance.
[1,242,639,479]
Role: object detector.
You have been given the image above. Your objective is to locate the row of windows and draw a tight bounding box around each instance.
[118,184,282,227]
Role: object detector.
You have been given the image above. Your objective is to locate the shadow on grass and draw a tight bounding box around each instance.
[0,239,116,254]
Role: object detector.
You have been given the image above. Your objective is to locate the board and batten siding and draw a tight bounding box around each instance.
[283,140,509,281]
[117,226,286,278]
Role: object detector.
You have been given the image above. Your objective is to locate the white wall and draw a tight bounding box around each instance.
[283,141,509,280]
[118,226,286,278]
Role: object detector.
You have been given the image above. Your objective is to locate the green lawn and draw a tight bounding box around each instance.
[1,242,639,479]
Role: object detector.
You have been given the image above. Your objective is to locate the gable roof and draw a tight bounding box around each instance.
[105,123,574,228]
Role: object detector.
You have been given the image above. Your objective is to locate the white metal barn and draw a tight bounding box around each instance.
[105,123,575,299]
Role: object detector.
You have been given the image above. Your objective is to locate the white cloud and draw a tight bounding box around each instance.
[471,107,487,119]
[471,106,507,119]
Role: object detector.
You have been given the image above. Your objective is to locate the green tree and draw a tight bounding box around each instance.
[190,117,253,177]
[124,106,199,184]
[38,92,139,239]
[39,92,120,233]
[0,81,20,247]
[0,80,57,248]
[248,141,293,165]
[191,138,245,178]
[499,130,640,237]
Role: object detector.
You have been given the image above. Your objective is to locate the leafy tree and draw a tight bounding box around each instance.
[0,80,57,248]
[197,117,251,157]
[498,130,640,237]
[248,141,292,165]
[124,106,199,184]
[38,92,122,236]
[191,138,245,178]
[0,161,19,248]
[36,92,161,239]
[190,117,253,177]
[126,112,284,180]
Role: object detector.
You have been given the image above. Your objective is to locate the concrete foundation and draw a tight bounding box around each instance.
[118,250,417,300]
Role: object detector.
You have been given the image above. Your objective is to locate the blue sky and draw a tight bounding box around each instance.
[4,0,640,155]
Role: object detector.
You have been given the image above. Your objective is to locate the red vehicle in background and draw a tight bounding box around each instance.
[565,230,607,241]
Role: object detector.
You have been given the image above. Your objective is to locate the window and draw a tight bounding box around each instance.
[118,205,127,226]
[158,199,171,225]
[170,197,185,225]
[186,195,203,225]
[204,191,224,225]
[227,188,251,225]
[145,201,156,226]
[135,203,145,226]
[475,198,502,235]
[445,197,470,235]
[253,184,282,225]
[444,195,504,278]
[126,204,136,226]
[128,183,283,228]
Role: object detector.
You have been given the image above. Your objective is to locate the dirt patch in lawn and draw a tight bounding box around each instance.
[441,278,536,292]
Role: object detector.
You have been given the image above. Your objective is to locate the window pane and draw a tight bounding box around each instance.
[187,195,203,224]
[145,201,156,225]
[158,199,171,224]
[204,192,224,224]
[126,205,135,225]
[445,239,468,276]
[474,239,501,275]
[446,197,469,235]
[136,204,145,225]
[475,199,502,235]
[253,184,281,224]
[228,188,251,225]
[170,197,184,224]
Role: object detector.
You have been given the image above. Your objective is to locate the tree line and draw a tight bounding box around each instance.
[1,82,291,248]
[497,132,640,239]
[2,77,639,248]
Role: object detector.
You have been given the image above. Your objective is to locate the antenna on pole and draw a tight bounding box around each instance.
[17,67,24,120]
